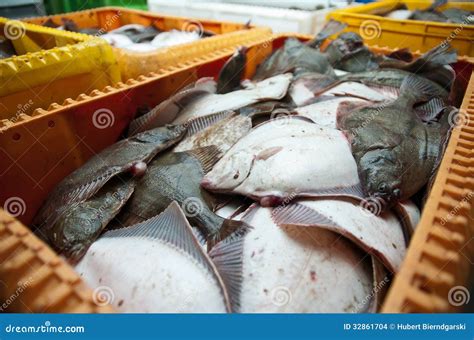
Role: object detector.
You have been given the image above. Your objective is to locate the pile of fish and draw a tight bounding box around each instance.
[43,18,214,52]
[384,0,473,23]
[33,20,461,313]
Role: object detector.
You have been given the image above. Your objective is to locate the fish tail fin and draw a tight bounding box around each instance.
[209,223,252,312]
[400,74,441,106]
[208,218,252,250]
[427,0,447,11]
[306,19,347,48]
[418,43,457,69]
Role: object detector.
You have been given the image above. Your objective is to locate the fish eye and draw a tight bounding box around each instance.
[378,183,388,193]
[393,188,401,199]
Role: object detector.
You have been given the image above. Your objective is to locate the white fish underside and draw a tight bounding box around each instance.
[295,97,367,128]
[239,207,373,313]
[75,237,227,313]
[275,199,407,273]
[290,81,396,107]
[173,74,292,124]
[203,118,361,201]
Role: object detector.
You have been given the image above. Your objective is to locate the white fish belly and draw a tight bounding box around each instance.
[75,237,227,313]
[240,208,373,313]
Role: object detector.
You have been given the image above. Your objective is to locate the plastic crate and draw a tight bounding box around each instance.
[1,33,472,312]
[327,0,474,56]
[0,209,114,312]
[148,0,332,34]
[23,7,272,81]
[43,0,147,14]
[0,17,120,121]
[0,0,46,18]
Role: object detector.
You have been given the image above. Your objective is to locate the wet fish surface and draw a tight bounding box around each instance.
[33,125,186,231]
[114,146,246,243]
[202,117,363,206]
[76,202,231,313]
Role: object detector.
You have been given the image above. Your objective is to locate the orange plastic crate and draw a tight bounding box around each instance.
[23,6,272,81]
[0,209,114,312]
[0,34,472,312]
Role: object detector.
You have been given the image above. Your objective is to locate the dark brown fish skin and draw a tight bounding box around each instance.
[113,146,245,244]
[33,125,186,231]
[114,148,243,244]
[38,176,136,263]
[253,38,335,81]
[442,8,473,24]
[217,46,248,94]
[254,20,346,80]
[306,19,347,49]
[409,0,448,22]
[342,69,450,101]
[338,75,448,207]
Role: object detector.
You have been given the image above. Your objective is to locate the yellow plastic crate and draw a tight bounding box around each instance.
[327,0,474,56]
[0,17,120,122]
[23,7,272,81]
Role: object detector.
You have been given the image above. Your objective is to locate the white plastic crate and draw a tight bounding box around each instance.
[147,0,344,34]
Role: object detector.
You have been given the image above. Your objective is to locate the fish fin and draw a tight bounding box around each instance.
[128,84,215,135]
[187,145,223,174]
[34,166,125,229]
[380,43,456,75]
[271,203,336,227]
[387,48,413,62]
[336,100,372,128]
[191,225,208,249]
[306,20,347,48]
[392,202,415,245]
[303,184,365,200]
[184,111,235,137]
[209,219,252,248]
[209,225,252,312]
[103,201,232,312]
[128,103,169,136]
[417,42,457,69]
[424,110,453,200]
[422,64,456,90]
[427,0,447,12]
[367,256,390,313]
[414,97,445,122]
[400,74,441,104]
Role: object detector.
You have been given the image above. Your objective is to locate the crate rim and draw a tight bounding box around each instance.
[2,32,472,132]
[19,5,257,30]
